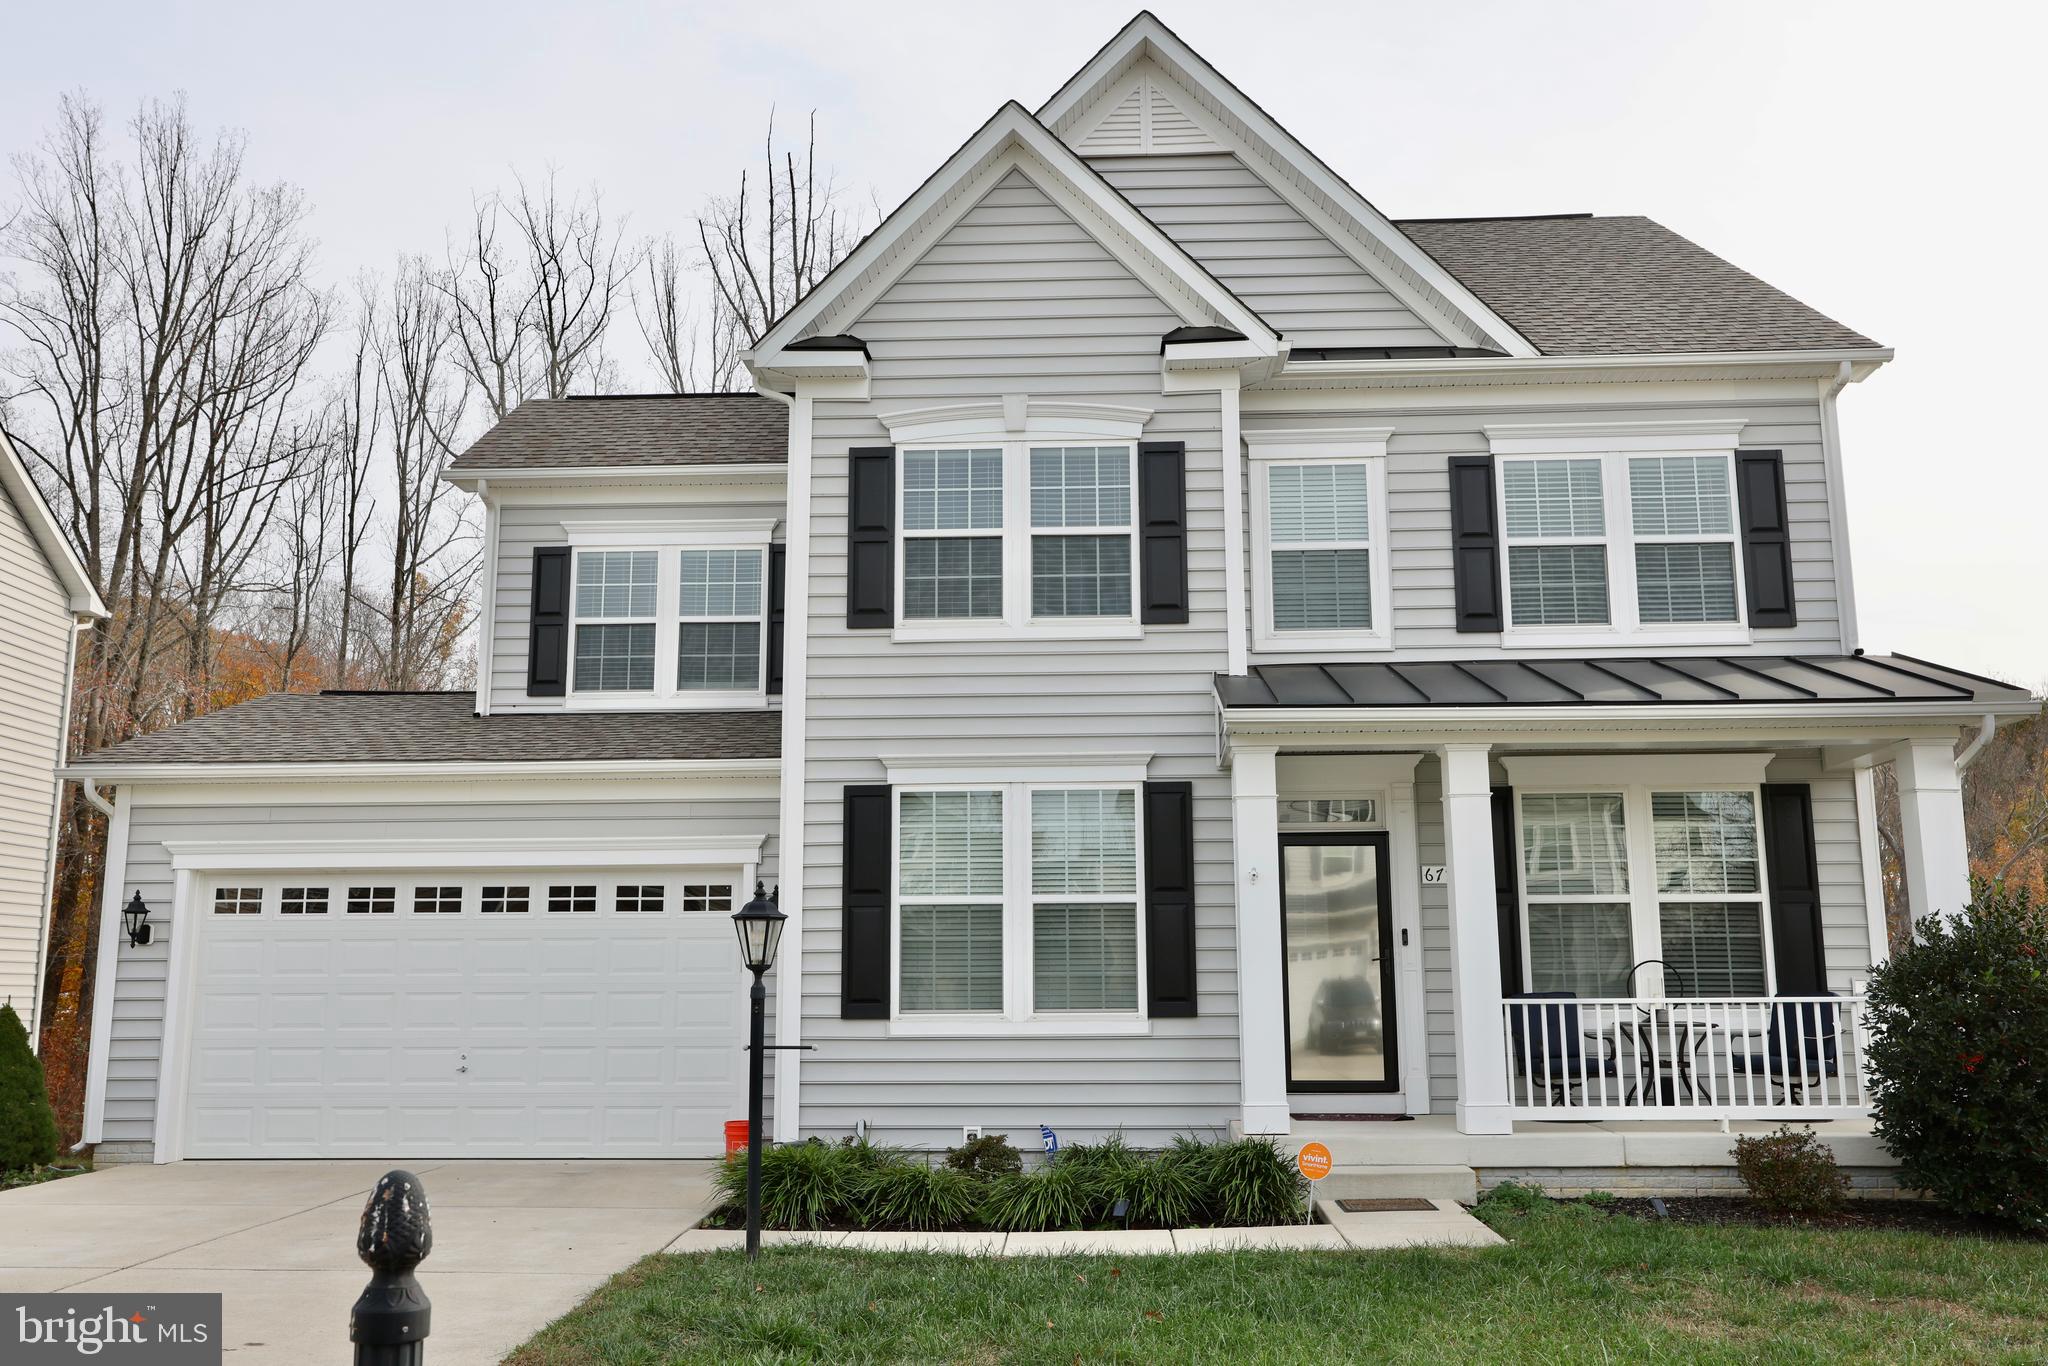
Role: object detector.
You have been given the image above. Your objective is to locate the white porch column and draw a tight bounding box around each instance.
[1893,738,1972,925]
[1439,743,1513,1135]
[1230,745,1290,1135]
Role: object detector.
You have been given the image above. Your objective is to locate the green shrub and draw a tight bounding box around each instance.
[979,1162,1101,1230]
[1474,1180,1549,1222]
[1733,1126,1850,1215]
[713,1138,859,1229]
[943,1131,1023,1179]
[0,1004,58,1174]
[1864,884,2048,1230]
[1177,1136,1306,1226]
[1121,1147,1205,1228]
[852,1159,984,1230]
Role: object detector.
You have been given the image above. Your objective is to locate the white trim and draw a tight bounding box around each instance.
[1483,418,1750,453]
[770,386,812,1143]
[1386,775,1430,1115]
[161,834,767,873]
[559,517,780,546]
[64,758,781,784]
[1218,377,1247,675]
[883,751,1152,786]
[565,539,773,706]
[885,1017,1153,1039]
[1854,766,1890,970]
[1817,365,1861,652]
[80,788,130,1145]
[0,428,108,616]
[1274,349,1893,384]
[153,867,198,1162]
[877,400,1154,446]
[473,486,498,717]
[446,463,787,491]
[1500,752,1775,788]
[1230,746,1291,1134]
[1035,19,1538,358]
[1221,701,2034,737]
[749,105,1276,361]
[1246,433,1394,654]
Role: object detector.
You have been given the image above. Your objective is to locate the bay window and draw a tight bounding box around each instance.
[1486,421,1751,645]
[1510,759,1774,999]
[564,523,775,704]
[895,781,1145,1024]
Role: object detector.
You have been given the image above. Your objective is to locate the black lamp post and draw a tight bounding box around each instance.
[731,882,784,1261]
[123,892,152,947]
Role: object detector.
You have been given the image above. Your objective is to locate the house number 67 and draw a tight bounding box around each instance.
[1420,866,1447,885]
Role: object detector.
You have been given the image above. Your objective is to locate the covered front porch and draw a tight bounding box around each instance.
[1216,653,2035,1139]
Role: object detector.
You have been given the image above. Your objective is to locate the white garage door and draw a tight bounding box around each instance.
[182,872,747,1158]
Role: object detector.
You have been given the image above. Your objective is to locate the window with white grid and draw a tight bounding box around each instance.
[572,550,658,692]
[681,884,734,914]
[1029,446,1133,619]
[548,884,598,914]
[678,549,763,691]
[903,449,1004,620]
[1267,461,1375,633]
[412,885,462,914]
[213,886,263,915]
[1030,789,1138,1012]
[280,887,329,915]
[1630,456,1740,624]
[614,883,666,913]
[480,885,530,914]
[1652,790,1767,994]
[1503,458,1610,628]
[346,886,395,915]
[1519,792,1633,996]
[898,790,1005,1012]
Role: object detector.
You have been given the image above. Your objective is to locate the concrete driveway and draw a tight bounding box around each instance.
[0,1159,718,1364]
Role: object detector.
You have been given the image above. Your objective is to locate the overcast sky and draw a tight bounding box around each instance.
[7,0,2043,686]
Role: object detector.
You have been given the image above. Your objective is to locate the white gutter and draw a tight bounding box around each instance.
[445,462,787,488]
[473,478,497,717]
[59,758,781,784]
[1955,712,1998,772]
[76,776,116,818]
[1817,360,1863,652]
[1222,697,2037,735]
[1271,346,1895,385]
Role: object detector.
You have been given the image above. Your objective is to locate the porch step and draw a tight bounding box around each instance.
[1317,1164,1478,1205]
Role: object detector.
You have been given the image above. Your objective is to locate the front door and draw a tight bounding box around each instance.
[1280,833,1398,1093]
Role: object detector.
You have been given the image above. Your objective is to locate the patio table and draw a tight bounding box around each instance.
[1601,1011,1729,1106]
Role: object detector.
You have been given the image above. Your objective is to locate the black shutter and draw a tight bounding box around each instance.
[526,545,571,696]
[1143,780,1198,1017]
[1448,456,1504,633]
[1761,783,1825,993]
[846,446,895,629]
[1138,441,1189,625]
[1736,449,1797,628]
[767,543,787,694]
[1492,786,1522,997]
[842,785,891,1019]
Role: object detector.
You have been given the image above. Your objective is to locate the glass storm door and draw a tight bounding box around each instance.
[1280,832,1398,1092]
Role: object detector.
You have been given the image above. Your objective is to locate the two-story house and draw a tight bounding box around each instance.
[69,14,2037,1187]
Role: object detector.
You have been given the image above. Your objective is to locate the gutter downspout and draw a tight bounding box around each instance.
[1956,712,1997,773]
[1817,360,1862,653]
[473,477,497,717]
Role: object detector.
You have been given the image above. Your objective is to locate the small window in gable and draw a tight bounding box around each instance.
[213,886,263,915]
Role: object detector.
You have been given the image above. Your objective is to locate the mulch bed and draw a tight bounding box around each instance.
[1599,1196,2036,1240]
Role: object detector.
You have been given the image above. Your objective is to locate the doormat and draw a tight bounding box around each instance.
[1290,1113,1414,1122]
[1337,1198,1437,1213]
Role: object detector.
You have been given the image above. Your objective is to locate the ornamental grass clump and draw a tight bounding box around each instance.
[853,1159,985,1230]
[1176,1135,1308,1226]
[1864,884,2048,1230]
[713,1137,861,1229]
[978,1160,1102,1231]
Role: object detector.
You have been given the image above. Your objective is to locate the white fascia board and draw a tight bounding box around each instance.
[1269,348,1895,389]
[1500,751,1774,788]
[1221,698,2036,740]
[750,101,1275,362]
[60,758,781,784]
[163,833,764,873]
[559,516,780,545]
[1035,16,1538,359]
[0,429,107,616]
[742,350,872,392]
[444,463,787,490]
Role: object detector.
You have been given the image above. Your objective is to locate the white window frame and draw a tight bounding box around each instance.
[562,520,777,708]
[887,771,1150,1036]
[1502,754,1777,999]
[1245,428,1393,653]
[877,401,1155,643]
[1486,421,1752,649]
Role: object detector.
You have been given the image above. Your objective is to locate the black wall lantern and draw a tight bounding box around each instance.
[122,891,152,947]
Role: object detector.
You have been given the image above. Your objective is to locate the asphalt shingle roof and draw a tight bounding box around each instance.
[1394,215,1880,356]
[1216,654,2033,709]
[72,692,781,766]
[447,394,787,472]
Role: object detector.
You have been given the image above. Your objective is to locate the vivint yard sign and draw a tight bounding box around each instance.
[4,1294,220,1363]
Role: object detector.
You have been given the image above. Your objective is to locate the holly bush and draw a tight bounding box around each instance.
[0,1003,59,1173]
[1864,883,2048,1229]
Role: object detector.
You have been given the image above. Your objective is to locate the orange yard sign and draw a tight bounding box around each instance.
[1296,1141,1333,1182]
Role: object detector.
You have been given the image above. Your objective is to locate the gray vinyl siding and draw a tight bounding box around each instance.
[487,495,785,713]
[0,481,74,1034]
[100,795,779,1146]
[1092,153,1446,349]
[1242,396,1846,662]
[798,167,1241,1148]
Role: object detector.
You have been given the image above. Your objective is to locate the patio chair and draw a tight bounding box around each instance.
[1730,993,1842,1105]
[1507,991,1618,1108]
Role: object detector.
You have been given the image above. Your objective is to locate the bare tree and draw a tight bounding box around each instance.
[632,232,740,392]
[440,197,531,419]
[697,110,864,381]
[328,291,381,687]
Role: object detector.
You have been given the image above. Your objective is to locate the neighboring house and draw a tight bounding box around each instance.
[0,430,107,1045]
[67,14,2039,1180]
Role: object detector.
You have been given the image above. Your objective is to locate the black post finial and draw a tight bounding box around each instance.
[351,1169,432,1364]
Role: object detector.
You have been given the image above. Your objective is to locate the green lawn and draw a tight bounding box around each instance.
[508,1202,2048,1365]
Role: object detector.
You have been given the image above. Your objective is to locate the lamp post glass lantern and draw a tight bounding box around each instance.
[732,883,783,1259]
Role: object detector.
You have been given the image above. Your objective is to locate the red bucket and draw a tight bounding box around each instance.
[724,1120,752,1156]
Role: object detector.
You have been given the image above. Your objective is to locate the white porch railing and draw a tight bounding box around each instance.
[1503,995,1870,1122]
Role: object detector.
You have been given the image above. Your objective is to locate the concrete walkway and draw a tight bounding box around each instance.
[0,1159,718,1365]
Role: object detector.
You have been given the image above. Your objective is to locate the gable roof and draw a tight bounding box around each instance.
[69,691,781,769]
[445,393,787,474]
[1038,13,1539,359]
[0,428,106,617]
[749,101,1278,364]
[1397,215,1881,355]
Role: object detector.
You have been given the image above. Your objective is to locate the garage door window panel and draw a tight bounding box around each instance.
[347,886,395,914]
[549,884,598,914]
[280,887,329,915]
[214,887,263,915]
[481,886,531,914]
[616,884,666,913]
[413,885,463,914]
